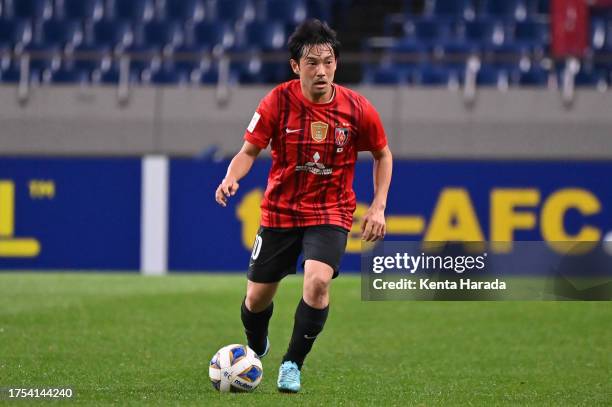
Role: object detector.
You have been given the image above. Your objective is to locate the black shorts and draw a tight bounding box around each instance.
[247,225,349,283]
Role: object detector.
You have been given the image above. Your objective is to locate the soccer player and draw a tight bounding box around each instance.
[215,19,392,393]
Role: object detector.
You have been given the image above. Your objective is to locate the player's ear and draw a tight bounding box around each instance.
[290,59,300,75]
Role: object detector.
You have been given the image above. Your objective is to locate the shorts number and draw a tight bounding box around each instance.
[251,235,262,260]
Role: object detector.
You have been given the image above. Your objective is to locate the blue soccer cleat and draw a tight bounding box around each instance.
[277,361,301,393]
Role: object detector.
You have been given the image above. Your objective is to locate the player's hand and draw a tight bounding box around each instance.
[215,177,239,207]
[361,206,386,242]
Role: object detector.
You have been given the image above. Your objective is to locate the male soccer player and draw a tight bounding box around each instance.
[215,19,392,393]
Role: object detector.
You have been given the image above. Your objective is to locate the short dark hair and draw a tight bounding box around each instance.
[287,19,340,61]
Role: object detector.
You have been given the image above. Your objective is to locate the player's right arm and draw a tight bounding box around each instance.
[215,141,261,207]
[215,87,278,207]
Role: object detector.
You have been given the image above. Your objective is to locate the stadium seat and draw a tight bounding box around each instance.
[134,21,183,52]
[526,0,549,17]
[479,0,528,22]
[483,43,534,70]
[573,68,607,87]
[414,64,454,85]
[187,21,234,51]
[0,20,32,51]
[110,0,154,23]
[200,65,239,84]
[240,21,286,52]
[209,0,255,23]
[512,67,549,86]
[7,0,53,20]
[124,45,160,78]
[590,18,608,51]
[362,65,409,85]
[99,66,137,84]
[59,0,104,21]
[305,0,331,22]
[39,19,83,50]
[259,61,291,83]
[49,66,89,83]
[439,42,479,70]
[476,65,506,86]
[22,43,61,74]
[70,44,111,73]
[163,0,206,23]
[90,20,133,51]
[403,18,452,46]
[263,0,307,25]
[427,0,475,21]
[150,65,189,84]
[391,40,428,69]
[460,19,505,47]
[513,20,549,48]
[0,64,40,83]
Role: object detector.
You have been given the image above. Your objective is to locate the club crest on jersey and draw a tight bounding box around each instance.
[335,128,349,147]
[310,121,328,143]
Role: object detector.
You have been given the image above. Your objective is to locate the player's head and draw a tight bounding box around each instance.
[288,19,340,102]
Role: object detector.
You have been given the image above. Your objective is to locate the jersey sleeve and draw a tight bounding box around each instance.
[244,89,278,149]
[356,98,388,152]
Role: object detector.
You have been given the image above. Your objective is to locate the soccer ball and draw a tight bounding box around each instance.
[209,344,263,392]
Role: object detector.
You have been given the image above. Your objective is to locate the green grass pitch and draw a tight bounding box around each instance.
[1,273,611,406]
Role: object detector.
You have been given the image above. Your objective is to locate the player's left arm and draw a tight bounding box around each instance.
[362,145,393,242]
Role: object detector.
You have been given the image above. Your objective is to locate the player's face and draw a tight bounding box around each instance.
[291,43,337,103]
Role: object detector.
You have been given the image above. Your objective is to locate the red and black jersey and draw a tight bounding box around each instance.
[244,79,387,231]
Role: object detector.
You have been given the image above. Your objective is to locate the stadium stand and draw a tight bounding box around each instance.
[0,0,609,87]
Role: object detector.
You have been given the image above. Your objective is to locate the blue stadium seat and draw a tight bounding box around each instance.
[573,68,607,87]
[391,40,428,69]
[526,0,549,17]
[414,64,454,85]
[306,0,331,22]
[362,65,409,85]
[0,20,32,50]
[7,0,53,20]
[134,21,183,52]
[0,65,21,83]
[22,43,61,73]
[513,20,549,48]
[590,18,607,51]
[403,18,451,46]
[49,66,89,83]
[460,19,505,47]
[0,44,9,70]
[263,0,307,25]
[259,61,291,83]
[200,65,226,84]
[70,44,111,73]
[150,66,189,84]
[99,64,139,84]
[209,0,255,23]
[186,21,234,51]
[240,21,286,51]
[512,67,549,86]
[483,43,533,70]
[163,0,206,23]
[476,65,506,86]
[124,45,160,78]
[60,0,103,21]
[439,42,479,70]
[427,0,475,21]
[90,20,133,51]
[39,19,83,49]
[480,0,528,22]
[111,0,154,23]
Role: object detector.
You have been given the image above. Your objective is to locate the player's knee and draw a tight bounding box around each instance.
[304,274,330,304]
[245,290,272,313]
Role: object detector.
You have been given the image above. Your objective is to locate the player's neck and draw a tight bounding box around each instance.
[302,84,335,104]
